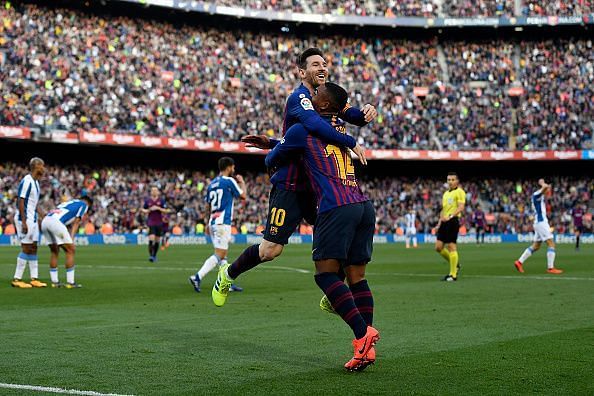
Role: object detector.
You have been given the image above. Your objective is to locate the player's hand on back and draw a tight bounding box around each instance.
[352,144,368,166]
[362,104,378,123]
[241,135,270,150]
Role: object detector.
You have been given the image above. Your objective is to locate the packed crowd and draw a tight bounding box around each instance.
[211,0,592,16]
[0,3,592,150]
[0,163,591,236]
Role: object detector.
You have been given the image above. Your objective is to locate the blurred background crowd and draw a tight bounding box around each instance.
[0,3,592,151]
[1,162,591,236]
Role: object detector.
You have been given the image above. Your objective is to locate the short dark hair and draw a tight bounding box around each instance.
[81,195,93,209]
[297,48,324,69]
[29,157,44,170]
[218,157,235,172]
[448,172,459,178]
[324,82,349,112]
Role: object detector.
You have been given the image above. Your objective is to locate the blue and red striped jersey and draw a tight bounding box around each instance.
[265,116,368,214]
[269,84,366,191]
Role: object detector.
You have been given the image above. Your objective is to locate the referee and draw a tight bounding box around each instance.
[433,172,466,281]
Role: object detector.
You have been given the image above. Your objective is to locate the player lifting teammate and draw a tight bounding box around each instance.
[515,179,563,274]
[433,172,466,282]
[264,82,379,371]
[212,47,377,306]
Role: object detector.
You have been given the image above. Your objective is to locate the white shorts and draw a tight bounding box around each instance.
[41,216,73,246]
[210,224,232,250]
[15,218,40,244]
[533,222,554,242]
[406,227,417,236]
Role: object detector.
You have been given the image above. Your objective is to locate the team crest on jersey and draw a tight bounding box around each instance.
[300,98,314,111]
[448,198,453,204]
[270,226,278,235]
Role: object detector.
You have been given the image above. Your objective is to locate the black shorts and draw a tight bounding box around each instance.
[149,225,163,237]
[312,201,375,266]
[263,187,317,245]
[476,225,484,232]
[437,217,460,244]
[575,225,584,233]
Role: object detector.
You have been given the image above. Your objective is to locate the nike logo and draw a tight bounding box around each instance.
[358,339,368,355]
[312,248,317,254]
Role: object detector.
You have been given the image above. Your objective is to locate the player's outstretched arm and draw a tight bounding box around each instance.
[341,103,378,127]
[264,125,307,169]
[241,135,279,150]
[288,93,356,149]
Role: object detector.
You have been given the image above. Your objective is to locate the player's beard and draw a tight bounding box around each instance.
[307,69,327,88]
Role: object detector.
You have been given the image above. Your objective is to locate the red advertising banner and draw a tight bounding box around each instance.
[2,127,588,161]
[0,126,30,140]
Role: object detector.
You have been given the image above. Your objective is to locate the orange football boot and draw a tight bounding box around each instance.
[547,268,563,274]
[514,260,524,273]
[344,326,380,372]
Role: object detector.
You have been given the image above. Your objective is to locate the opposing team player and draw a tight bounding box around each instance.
[262,82,379,371]
[190,157,245,293]
[212,48,376,306]
[141,186,170,262]
[404,206,418,248]
[432,172,465,282]
[12,157,46,289]
[515,179,563,274]
[41,197,92,288]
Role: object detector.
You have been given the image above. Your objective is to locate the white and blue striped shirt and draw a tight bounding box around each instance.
[531,189,548,224]
[48,199,89,226]
[206,176,243,225]
[16,174,41,222]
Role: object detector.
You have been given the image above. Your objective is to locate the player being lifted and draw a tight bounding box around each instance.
[41,197,92,288]
[404,206,418,249]
[514,179,563,274]
[433,172,465,282]
[212,47,376,306]
[264,82,379,372]
[190,157,245,293]
[12,157,46,289]
[141,186,171,262]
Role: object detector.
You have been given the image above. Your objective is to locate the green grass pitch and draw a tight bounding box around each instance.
[1,243,593,395]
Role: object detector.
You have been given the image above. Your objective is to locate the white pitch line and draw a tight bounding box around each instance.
[0,383,133,396]
[82,264,311,274]
[80,264,594,281]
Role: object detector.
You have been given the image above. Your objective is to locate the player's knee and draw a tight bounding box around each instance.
[259,243,282,261]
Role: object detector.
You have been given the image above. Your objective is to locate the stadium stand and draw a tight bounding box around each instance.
[0,3,592,150]
[0,163,591,235]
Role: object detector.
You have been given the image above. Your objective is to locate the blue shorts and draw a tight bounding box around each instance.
[312,201,375,266]
[263,187,317,245]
